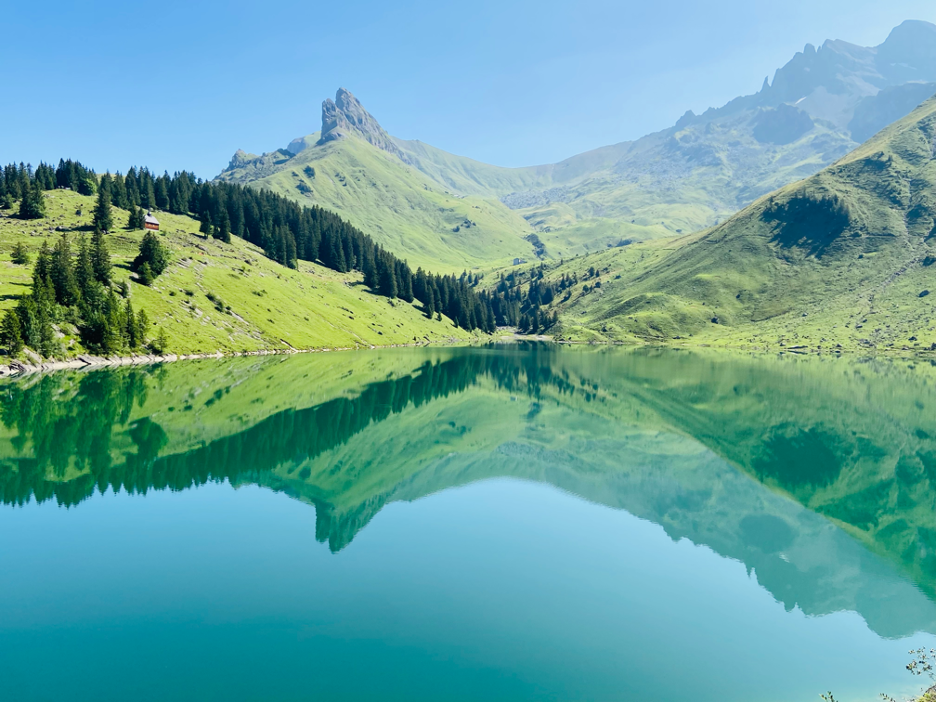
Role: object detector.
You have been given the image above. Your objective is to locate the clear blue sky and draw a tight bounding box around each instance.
[2,0,934,178]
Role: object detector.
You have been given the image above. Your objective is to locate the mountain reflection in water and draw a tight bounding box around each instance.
[1,344,934,642]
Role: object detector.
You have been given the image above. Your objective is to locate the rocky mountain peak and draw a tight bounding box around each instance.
[876,20,936,83]
[319,88,411,163]
[228,149,258,170]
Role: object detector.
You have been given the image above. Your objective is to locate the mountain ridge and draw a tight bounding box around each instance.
[218,20,936,265]
[539,94,936,350]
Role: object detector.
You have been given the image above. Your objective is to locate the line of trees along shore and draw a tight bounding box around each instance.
[0,161,507,357]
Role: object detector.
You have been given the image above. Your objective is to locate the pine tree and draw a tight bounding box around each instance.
[50,234,79,307]
[199,213,213,239]
[127,206,145,230]
[138,262,155,286]
[18,181,46,219]
[155,177,170,210]
[378,256,398,298]
[133,231,169,277]
[90,229,112,285]
[151,326,169,354]
[92,179,113,232]
[135,309,149,349]
[125,298,142,349]
[285,229,297,268]
[102,288,125,354]
[18,291,57,357]
[75,236,95,300]
[1,309,23,356]
[362,246,378,288]
[10,242,29,265]
[215,210,231,244]
[141,173,156,210]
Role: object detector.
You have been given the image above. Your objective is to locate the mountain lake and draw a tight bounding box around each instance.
[1,343,934,701]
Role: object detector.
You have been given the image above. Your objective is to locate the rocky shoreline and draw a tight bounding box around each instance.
[0,339,466,379]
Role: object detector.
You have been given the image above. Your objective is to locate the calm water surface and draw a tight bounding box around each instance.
[0,344,934,701]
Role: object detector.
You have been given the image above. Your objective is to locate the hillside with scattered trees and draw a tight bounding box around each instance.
[0,160,497,360]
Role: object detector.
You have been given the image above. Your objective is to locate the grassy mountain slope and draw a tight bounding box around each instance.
[281,25,936,263]
[218,133,536,272]
[525,97,936,351]
[0,191,474,356]
[501,118,857,257]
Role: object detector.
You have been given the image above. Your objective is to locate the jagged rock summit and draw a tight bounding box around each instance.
[318,88,410,162]
[228,148,259,170]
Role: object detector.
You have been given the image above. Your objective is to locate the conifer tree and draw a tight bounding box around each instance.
[135,309,149,349]
[10,242,29,265]
[377,255,397,298]
[18,181,46,220]
[127,206,145,230]
[75,236,95,300]
[92,179,113,232]
[214,210,231,243]
[155,177,170,210]
[125,298,140,349]
[133,231,169,278]
[151,326,169,354]
[91,229,112,285]
[50,234,79,307]
[199,213,213,239]
[138,262,155,286]
[1,309,23,356]
[141,173,156,209]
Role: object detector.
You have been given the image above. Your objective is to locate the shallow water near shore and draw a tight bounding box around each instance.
[1,344,934,701]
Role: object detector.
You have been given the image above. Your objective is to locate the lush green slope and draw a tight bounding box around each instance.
[500,118,857,257]
[517,96,936,351]
[0,190,474,356]
[219,131,536,273]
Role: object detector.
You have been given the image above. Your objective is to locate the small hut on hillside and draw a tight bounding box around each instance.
[144,213,160,231]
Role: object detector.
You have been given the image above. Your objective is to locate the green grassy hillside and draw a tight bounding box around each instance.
[513,97,936,351]
[503,119,856,258]
[0,190,474,357]
[218,133,536,272]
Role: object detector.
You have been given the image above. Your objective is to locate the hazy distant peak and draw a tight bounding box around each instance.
[879,18,936,47]
[876,19,936,83]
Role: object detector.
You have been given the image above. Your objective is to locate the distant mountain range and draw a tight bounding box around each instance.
[218,20,936,268]
[550,91,936,350]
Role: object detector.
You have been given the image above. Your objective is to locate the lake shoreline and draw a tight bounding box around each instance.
[0,338,469,378]
[3,332,934,378]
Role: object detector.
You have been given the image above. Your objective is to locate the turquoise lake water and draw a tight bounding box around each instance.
[0,345,934,701]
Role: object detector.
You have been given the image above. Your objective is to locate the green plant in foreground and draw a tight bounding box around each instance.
[827,648,936,702]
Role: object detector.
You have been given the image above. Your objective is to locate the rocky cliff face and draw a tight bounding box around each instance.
[677,20,936,135]
[319,88,411,163]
